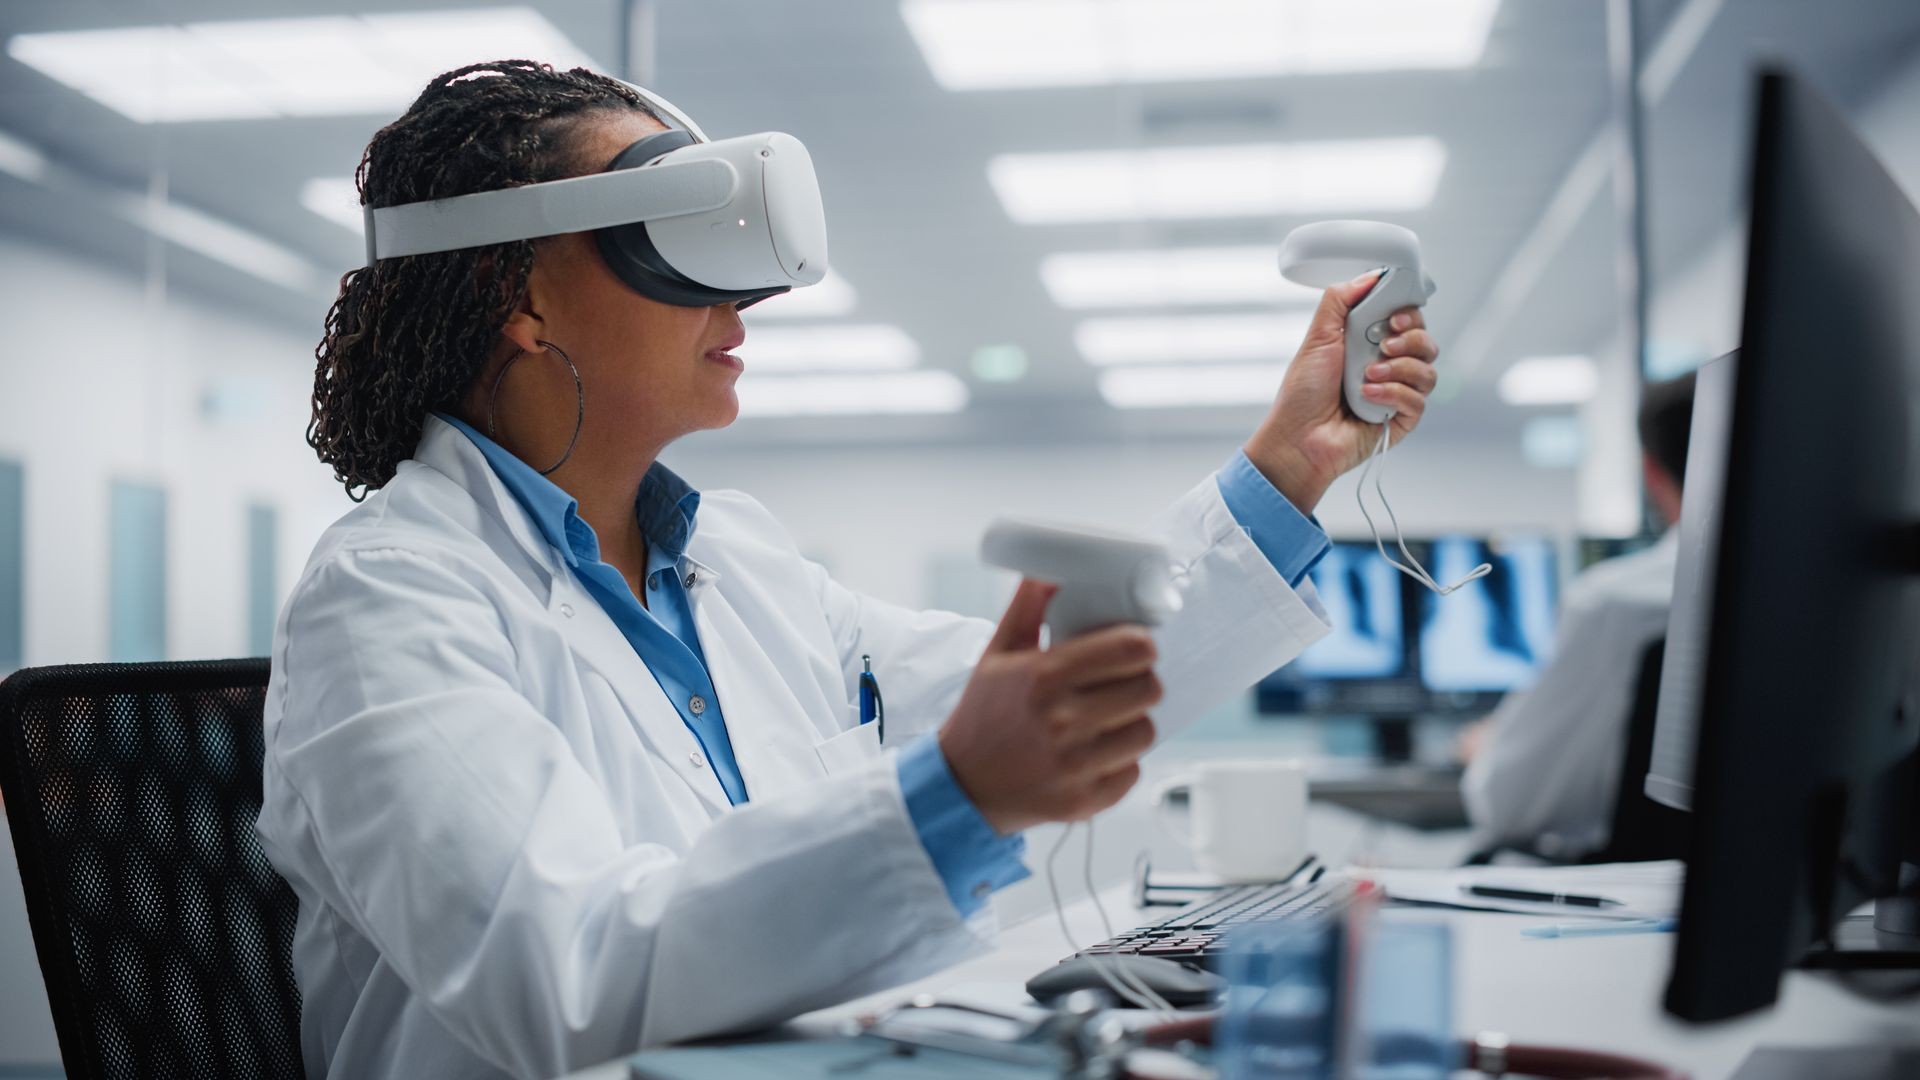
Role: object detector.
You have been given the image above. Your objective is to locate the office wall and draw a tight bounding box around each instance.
[0,234,346,669]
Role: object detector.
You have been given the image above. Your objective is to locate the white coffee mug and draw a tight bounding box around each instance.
[1152,759,1309,883]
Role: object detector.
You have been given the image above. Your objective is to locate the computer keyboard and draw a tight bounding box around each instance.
[1065,874,1357,971]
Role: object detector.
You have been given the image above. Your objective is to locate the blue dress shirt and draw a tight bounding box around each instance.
[1216,450,1332,588]
[438,415,1325,918]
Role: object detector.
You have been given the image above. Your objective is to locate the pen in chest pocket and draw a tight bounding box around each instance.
[858,654,885,745]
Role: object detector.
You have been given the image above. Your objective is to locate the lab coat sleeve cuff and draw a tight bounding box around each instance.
[896,735,1031,918]
[1215,450,1332,588]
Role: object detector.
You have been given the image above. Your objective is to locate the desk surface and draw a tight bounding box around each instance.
[568,883,1920,1080]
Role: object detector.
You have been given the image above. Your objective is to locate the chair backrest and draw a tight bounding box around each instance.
[1586,637,1695,864]
[0,660,303,1080]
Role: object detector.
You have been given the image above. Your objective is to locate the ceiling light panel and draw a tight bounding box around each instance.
[741,270,859,319]
[1042,246,1325,309]
[1075,313,1311,366]
[301,178,362,233]
[989,139,1445,224]
[1498,355,1599,405]
[1099,364,1287,409]
[902,0,1500,90]
[6,8,595,124]
[737,371,970,417]
[737,324,919,372]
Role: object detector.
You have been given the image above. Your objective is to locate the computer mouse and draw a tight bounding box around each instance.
[1024,955,1226,1008]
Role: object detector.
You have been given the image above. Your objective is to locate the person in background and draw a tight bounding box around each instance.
[1459,370,1697,859]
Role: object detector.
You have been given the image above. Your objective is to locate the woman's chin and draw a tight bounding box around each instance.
[703,387,741,430]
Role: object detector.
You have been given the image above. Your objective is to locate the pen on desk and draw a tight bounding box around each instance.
[1464,884,1624,908]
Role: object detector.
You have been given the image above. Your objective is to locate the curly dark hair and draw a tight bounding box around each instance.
[309,60,656,500]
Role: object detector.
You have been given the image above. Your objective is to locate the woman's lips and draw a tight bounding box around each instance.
[705,349,744,372]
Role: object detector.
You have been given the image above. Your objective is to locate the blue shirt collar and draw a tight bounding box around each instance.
[434,412,700,568]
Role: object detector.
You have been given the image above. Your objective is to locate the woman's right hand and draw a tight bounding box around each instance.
[937,579,1162,835]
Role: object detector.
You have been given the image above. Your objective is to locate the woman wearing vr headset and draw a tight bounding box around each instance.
[259,61,1441,1080]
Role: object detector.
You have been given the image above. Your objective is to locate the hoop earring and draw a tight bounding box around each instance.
[486,339,584,476]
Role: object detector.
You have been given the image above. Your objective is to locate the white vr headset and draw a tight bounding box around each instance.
[361,82,828,308]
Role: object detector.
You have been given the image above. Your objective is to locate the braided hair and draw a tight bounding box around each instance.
[309,60,657,500]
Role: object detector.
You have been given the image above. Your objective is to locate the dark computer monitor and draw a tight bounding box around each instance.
[1647,69,1920,1024]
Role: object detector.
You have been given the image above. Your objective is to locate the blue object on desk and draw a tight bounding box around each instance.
[859,654,885,744]
[1218,914,1457,1079]
[1522,917,1676,939]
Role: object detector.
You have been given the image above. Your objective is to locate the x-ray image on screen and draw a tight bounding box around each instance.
[1417,537,1557,692]
[1291,543,1407,680]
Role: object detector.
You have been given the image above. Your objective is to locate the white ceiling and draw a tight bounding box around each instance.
[2,0,1918,450]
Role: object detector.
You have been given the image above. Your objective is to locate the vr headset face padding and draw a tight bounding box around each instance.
[594,129,829,309]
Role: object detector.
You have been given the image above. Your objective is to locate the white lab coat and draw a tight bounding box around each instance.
[257,416,1331,1080]
[1461,532,1679,858]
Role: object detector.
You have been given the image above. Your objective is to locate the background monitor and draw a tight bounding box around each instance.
[1416,536,1558,697]
[1651,68,1920,1024]
[1255,536,1557,723]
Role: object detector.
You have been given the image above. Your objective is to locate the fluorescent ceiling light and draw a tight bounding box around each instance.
[1099,364,1287,409]
[742,270,858,319]
[301,177,361,233]
[989,139,1445,224]
[738,324,919,372]
[114,192,316,290]
[1075,313,1311,366]
[902,0,1500,89]
[1499,354,1599,405]
[736,371,969,417]
[6,8,595,124]
[0,129,50,183]
[1042,246,1325,309]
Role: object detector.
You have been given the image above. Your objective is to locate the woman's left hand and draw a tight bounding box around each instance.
[1241,272,1442,513]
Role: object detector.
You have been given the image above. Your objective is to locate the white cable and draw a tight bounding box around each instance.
[1081,818,1181,1017]
[1044,823,1179,1018]
[1355,421,1493,596]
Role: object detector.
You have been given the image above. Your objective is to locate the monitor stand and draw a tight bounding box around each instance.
[1800,863,1920,970]
[1372,715,1415,764]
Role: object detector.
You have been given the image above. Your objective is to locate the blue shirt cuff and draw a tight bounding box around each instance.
[896,735,1030,918]
[1216,450,1332,588]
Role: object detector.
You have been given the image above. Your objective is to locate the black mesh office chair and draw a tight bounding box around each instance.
[1582,638,1693,864]
[0,660,304,1080]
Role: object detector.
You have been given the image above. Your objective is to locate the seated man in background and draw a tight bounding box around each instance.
[1458,372,1696,859]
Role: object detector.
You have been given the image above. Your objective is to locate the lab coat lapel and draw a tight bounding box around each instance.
[551,573,735,816]
[418,419,734,816]
[682,559,834,801]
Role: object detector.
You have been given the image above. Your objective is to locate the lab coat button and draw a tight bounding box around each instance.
[559,603,575,618]
[689,695,707,715]
[684,571,697,588]
[688,751,706,769]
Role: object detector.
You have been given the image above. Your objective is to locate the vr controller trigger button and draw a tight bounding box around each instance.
[1365,320,1389,346]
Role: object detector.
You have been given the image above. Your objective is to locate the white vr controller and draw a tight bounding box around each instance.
[980,517,1184,640]
[1277,220,1436,426]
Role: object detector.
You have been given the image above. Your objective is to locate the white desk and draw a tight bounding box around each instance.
[564,882,1920,1080]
